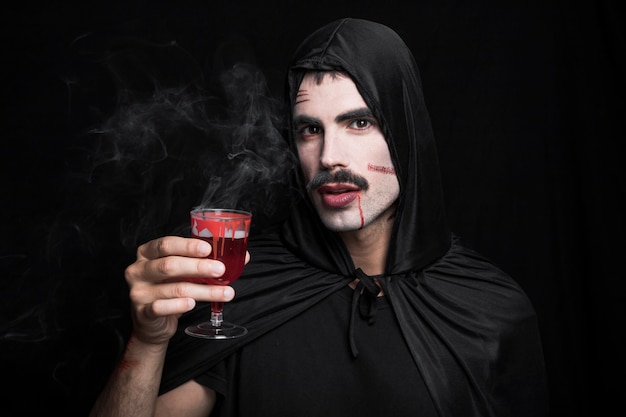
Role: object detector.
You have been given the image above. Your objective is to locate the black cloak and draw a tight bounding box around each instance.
[160,18,548,416]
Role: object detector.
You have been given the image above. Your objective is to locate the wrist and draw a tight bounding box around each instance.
[126,332,169,357]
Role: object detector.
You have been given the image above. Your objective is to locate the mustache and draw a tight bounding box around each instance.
[306,169,369,191]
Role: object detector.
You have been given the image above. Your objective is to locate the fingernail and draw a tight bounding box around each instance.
[213,262,225,275]
[198,242,211,255]
[224,287,235,300]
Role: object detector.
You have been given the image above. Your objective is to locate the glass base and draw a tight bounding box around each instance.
[185,321,248,339]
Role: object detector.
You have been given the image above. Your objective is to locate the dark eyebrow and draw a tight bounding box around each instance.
[335,108,374,123]
[292,115,321,126]
[292,108,374,127]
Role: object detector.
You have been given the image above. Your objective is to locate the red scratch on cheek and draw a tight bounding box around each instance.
[357,193,364,229]
[367,163,396,175]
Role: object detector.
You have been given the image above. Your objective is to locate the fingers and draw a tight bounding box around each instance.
[130,255,226,283]
[137,236,211,261]
[128,237,226,284]
[138,236,251,265]
[130,280,235,306]
[146,283,233,317]
[141,297,196,320]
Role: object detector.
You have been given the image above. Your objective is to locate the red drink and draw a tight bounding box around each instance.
[188,208,251,285]
[188,235,248,285]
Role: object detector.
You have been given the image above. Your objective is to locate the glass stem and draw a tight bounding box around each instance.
[211,301,224,327]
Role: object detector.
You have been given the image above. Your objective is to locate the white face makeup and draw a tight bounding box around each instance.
[294,72,400,233]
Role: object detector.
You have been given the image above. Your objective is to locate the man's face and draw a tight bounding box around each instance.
[293,72,400,233]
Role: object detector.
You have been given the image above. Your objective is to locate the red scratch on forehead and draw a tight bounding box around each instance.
[295,90,309,105]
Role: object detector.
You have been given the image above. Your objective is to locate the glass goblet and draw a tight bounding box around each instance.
[185,208,251,339]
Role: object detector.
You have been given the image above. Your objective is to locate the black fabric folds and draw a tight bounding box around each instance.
[160,18,548,416]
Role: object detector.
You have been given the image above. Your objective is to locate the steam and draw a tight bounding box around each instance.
[86,59,298,249]
[199,62,297,216]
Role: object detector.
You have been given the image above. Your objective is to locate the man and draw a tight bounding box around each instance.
[89,18,548,416]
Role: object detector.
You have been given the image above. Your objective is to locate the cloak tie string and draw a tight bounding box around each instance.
[349,268,381,357]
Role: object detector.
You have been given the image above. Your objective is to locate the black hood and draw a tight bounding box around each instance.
[282,18,451,275]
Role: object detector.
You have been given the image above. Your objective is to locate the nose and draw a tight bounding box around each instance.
[319,130,348,169]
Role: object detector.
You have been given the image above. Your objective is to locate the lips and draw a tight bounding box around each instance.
[317,183,360,208]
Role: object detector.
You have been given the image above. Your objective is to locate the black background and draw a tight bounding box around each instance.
[1,1,624,415]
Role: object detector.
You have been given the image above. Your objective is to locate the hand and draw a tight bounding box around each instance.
[124,236,250,346]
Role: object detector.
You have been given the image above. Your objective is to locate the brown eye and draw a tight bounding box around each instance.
[296,124,322,138]
[350,119,373,129]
